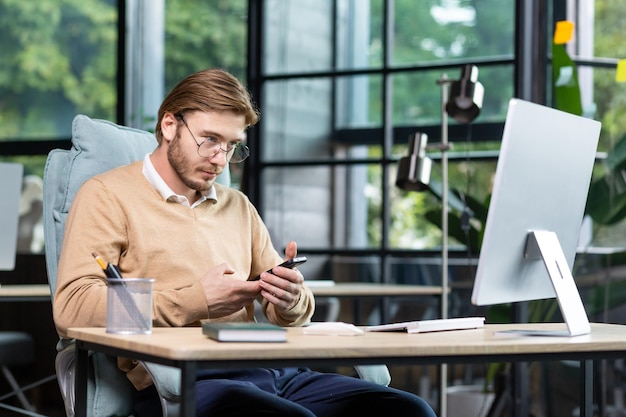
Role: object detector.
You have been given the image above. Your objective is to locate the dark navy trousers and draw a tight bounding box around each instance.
[134,367,436,417]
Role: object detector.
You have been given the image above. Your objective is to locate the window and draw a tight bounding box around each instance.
[0,0,248,254]
[248,0,515,296]
[563,0,626,247]
[0,0,119,254]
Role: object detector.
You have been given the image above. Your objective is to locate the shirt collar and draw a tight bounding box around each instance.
[142,154,217,208]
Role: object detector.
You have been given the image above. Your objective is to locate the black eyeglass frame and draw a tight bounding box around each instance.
[176,113,250,163]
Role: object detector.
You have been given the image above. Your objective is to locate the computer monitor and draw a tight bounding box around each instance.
[470,98,601,336]
[0,162,24,271]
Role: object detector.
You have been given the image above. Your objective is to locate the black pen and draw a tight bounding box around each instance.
[92,252,123,279]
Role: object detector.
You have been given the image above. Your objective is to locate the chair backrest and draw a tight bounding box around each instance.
[42,114,230,417]
[43,115,157,297]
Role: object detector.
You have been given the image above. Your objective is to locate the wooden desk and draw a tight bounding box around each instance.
[0,284,50,302]
[69,322,626,417]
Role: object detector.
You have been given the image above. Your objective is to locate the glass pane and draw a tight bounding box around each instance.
[593,0,626,58]
[391,0,515,66]
[261,164,382,250]
[165,0,248,88]
[389,255,443,286]
[390,151,498,251]
[331,255,381,282]
[392,65,514,127]
[583,65,626,248]
[262,166,334,248]
[392,71,443,126]
[590,67,626,152]
[552,3,626,250]
[263,0,334,75]
[336,0,383,70]
[0,155,48,254]
[262,78,334,161]
[294,254,331,281]
[0,0,118,140]
[473,65,515,122]
[335,74,383,129]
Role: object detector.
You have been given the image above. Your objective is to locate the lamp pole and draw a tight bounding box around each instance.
[437,73,451,417]
[438,74,450,322]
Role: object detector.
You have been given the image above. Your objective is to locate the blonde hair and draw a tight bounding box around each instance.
[155,68,259,143]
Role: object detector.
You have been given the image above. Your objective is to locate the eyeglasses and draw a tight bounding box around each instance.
[178,115,249,163]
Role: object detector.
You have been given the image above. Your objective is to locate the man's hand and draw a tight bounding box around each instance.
[200,263,260,318]
[258,241,304,311]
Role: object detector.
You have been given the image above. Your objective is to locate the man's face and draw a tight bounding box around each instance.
[166,111,246,193]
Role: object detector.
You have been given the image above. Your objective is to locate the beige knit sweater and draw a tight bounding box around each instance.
[53,161,314,388]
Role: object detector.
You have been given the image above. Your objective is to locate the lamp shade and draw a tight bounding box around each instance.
[396,132,431,192]
[446,64,484,124]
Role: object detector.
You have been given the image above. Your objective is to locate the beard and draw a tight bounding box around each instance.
[167,133,214,193]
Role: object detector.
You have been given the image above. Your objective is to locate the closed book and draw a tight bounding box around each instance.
[201,321,287,342]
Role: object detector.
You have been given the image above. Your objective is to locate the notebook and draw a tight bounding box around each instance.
[0,163,24,272]
[365,316,485,334]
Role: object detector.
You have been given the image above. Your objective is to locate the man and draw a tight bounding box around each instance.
[53,68,435,417]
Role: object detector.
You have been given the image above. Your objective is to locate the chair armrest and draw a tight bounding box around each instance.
[55,344,77,417]
[354,365,391,386]
[141,361,181,401]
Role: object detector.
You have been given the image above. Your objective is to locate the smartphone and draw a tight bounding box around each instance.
[249,256,307,281]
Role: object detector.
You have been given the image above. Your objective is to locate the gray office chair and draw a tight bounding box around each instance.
[43,114,189,417]
[43,114,390,417]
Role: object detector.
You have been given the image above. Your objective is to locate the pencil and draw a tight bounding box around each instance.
[92,252,123,279]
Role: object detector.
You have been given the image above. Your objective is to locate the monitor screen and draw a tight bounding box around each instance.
[470,99,601,336]
[0,162,23,271]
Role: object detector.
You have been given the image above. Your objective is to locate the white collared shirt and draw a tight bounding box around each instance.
[142,154,217,208]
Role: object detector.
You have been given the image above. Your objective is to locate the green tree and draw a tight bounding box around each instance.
[367,0,515,248]
[164,0,248,91]
[0,0,117,140]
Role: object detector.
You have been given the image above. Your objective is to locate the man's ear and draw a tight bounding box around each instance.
[160,112,178,143]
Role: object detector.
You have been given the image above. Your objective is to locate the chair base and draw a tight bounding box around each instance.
[0,365,57,417]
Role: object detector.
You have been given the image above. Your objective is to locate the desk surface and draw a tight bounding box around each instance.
[308,283,444,297]
[68,322,626,364]
[0,284,50,300]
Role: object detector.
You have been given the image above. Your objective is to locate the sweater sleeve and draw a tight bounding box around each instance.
[263,284,315,326]
[53,178,129,337]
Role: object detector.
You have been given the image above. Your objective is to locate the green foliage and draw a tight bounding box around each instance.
[551,44,583,116]
[369,0,514,248]
[0,0,117,139]
[586,134,626,225]
[424,189,488,253]
[369,0,515,127]
[582,0,626,233]
[164,0,248,90]
[0,0,249,141]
